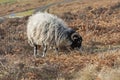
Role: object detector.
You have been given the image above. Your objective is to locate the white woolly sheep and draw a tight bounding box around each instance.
[27,12,82,57]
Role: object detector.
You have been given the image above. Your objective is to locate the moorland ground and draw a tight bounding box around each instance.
[0,0,120,80]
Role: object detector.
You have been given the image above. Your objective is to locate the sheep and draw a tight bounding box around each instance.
[27,12,82,57]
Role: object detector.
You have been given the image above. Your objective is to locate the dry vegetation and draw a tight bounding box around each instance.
[0,0,120,80]
[0,0,62,16]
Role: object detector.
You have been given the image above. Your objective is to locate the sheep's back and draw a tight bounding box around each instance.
[27,12,68,46]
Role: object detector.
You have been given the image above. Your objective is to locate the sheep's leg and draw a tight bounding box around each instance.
[42,43,47,57]
[34,45,37,57]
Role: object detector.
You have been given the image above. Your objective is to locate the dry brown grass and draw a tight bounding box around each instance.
[0,0,62,16]
[0,0,120,80]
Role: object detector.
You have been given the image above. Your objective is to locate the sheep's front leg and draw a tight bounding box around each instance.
[42,43,47,57]
[34,45,37,57]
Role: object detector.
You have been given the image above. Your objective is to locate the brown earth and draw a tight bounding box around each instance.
[0,0,120,80]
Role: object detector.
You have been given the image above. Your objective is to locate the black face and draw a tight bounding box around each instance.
[70,36,82,49]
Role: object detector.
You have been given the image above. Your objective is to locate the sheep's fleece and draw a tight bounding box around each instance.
[27,12,82,57]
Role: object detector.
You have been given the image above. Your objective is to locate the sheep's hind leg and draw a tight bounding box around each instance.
[34,45,37,57]
[42,43,47,57]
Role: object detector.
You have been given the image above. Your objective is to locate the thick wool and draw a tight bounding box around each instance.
[27,12,82,57]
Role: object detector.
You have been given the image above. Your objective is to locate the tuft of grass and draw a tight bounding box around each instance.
[73,64,98,80]
[72,64,120,80]
[98,67,120,80]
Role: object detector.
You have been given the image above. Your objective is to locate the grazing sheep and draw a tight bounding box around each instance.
[27,12,82,57]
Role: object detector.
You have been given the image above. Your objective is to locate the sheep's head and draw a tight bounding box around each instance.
[61,28,82,50]
[70,32,82,49]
